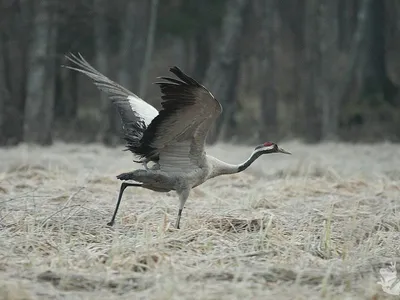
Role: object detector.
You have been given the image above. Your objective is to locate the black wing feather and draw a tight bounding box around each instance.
[132,66,202,159]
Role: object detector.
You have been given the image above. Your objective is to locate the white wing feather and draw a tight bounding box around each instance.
[64,53,158,126]
[127,95,158,126]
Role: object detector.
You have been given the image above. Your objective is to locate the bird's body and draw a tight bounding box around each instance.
[119,155,237,191]
[64,53,291,228]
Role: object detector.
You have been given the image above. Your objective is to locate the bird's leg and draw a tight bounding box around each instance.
[107,181,142,227]
[175,189,190,229]
[175,209,182,229]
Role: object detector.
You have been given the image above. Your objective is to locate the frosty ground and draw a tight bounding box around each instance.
[0,141,399,299]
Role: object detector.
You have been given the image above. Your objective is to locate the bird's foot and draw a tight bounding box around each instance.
[106,220,115,227]
[116,172,135,181]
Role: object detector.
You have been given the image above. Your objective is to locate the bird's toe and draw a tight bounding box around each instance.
[116,172,131,181]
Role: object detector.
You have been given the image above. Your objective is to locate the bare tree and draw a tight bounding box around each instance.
[337,0,358,51]
[0,29,7,145]
[24,0,58,145]
[118,0,149,91]
[192,29,211,83]
[203,0,249,144]
[139,0,159,98]
[318,0,373,140]
[93,0,116,145]
[1,0,27,145]
[191,1,212,82]
[56,58,78,120]
[259,0,278,141]
[280,0,305,137]
[303,0,321,142]
[54,1,81,122]
[359,0,398,104]
[318,0,339,140]
[323,0,371,139]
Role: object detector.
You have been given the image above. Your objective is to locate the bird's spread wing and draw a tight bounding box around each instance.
[63,53,159,127]
[136,66,222,172]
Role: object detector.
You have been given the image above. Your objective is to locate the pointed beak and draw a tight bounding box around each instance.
[278,147,291,155]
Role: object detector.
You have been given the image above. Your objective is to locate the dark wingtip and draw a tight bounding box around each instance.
[169,66,181,72]
[168,66,200,87]
[168,66,183,77]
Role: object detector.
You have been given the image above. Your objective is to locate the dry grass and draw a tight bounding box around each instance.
[0,141,399,299]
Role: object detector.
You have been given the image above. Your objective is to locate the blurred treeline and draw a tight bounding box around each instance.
[1,0,400,147]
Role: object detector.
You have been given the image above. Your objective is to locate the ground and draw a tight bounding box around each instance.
[0,141,399,299]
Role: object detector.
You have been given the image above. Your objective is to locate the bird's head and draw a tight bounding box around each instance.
[237,141,291,173]
[254,142,291,155]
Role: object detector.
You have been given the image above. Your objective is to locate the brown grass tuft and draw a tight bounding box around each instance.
[206,215,264,232]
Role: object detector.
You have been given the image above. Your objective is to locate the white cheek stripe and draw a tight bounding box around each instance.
[255,145,274,153]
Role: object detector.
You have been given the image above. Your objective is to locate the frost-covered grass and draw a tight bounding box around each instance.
[0,141,399,299]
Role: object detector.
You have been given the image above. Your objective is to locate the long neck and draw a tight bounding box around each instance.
[237,151,263,172]
[208,150,263,178]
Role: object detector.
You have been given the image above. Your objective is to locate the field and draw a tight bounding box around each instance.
[0,141,399,299]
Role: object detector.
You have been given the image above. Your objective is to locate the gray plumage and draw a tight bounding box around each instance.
[64,53,291,229]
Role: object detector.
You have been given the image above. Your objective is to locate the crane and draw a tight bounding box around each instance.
[64,53,291,229]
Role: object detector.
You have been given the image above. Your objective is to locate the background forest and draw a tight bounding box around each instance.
[1,0,400,147]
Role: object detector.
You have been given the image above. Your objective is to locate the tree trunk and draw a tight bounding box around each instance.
[203,0,249,144]
[329,0,371,133]
[359,0,398,105]
[319,0,339,140]
[0,27,8,145]
[93,0,116,145]
[118,0,149,91]
[191,1,211,83]
[1,0,28,145]
[192,29,211,83]
[290,0,305,137]
[24,0,57,145]
[56,61,78,119]
[139,0,159,98]
[303,0,321,143]
[259,0,278,141]
[217,57,241,141]
[54,5,78,121]
[338,0,358,51]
